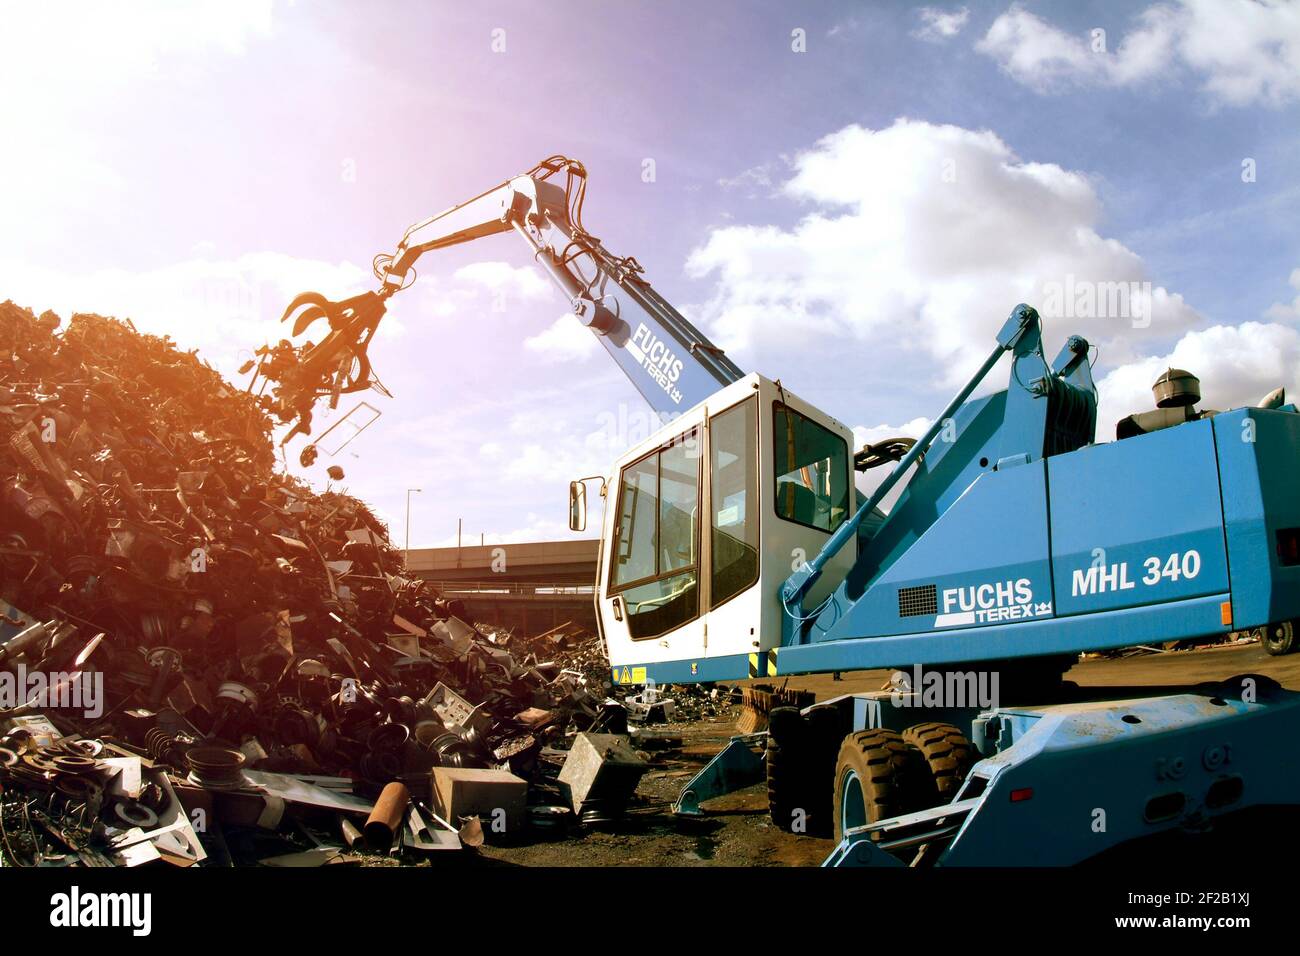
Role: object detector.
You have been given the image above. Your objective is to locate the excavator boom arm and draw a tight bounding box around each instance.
[256,156,742,434]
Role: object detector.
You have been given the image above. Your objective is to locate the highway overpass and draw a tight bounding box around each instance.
[404,538,599,636]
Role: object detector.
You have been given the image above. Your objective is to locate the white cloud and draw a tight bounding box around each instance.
[977,1,1300,107]
[1110,5,1184,85]
[850,418,934,510]
[827,17,866,40]
[452,261,550,300]
[0,1,276,231]
[1095,321,1300,437]
[914,7,971,42]
[717,165,774,194]
[1178,0,1300,106]
[523,314,601,362]
[0,1,273,87]
[1265,268,1300,322]
[977,6,1110,88]
[475,403,624,494]
[686,119,1199,387]
[853,417,933,449]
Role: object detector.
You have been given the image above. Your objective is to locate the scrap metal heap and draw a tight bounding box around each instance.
[0,300,620,866]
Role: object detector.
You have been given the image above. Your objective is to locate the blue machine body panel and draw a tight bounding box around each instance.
[778,417,1253,671]
[825,681,1300,866]
[822,459,1055,640]
[1215,407,1300,629]
[771,592,1229,675]
[1047,419,1229,617]
[764,308,1300,675]
[840,392,1012,606]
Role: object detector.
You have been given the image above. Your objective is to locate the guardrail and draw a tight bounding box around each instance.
[427,581,596,598]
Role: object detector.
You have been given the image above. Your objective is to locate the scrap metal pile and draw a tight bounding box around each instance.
[0,300,619,866]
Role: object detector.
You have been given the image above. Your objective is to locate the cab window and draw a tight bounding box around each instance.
[710,397,759,608]
[610,429,700,639]
[774,402,849,532]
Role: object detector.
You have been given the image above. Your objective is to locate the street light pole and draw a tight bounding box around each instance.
[405,488,422,567]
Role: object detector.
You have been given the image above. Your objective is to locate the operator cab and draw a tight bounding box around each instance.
[570,373,858,677]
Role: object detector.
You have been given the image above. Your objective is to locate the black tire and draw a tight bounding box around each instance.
[765,706,841,836]
[903,722,975,801]
[801,706,842,837]
[765,737,803,832]
[1262,621,1297,656]
[765,706,806,832]
[833,729,936,844]
[767,705,805,742]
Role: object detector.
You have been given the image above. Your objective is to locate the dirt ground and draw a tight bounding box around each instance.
[470,640,1300,868]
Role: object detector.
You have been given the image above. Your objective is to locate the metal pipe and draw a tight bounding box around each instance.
[0,620,53,667]
[340,817,363,849]
[364,781,411,852]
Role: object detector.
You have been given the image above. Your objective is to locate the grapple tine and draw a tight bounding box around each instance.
[280,291,337,336]
[291,305,328,337]
[279,290,331,321]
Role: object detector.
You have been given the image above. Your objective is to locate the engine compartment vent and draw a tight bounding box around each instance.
[898,584,938,617]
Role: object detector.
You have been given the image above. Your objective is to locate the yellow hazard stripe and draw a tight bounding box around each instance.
[749,650,778,678]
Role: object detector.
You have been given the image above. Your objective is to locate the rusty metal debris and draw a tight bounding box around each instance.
[558,733,647,824]
[736,683,814,734]
[0,301,635,866]
[0,301,742,867]
[309,401,383,457]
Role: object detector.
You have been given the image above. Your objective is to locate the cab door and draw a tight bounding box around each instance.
[602,413,708,667]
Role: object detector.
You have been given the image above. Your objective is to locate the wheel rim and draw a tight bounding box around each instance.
[840,769,866,835]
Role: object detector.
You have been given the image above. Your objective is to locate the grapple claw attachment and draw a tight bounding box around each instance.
[253,289,392,438]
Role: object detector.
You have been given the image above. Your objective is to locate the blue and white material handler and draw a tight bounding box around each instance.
[266,156,1300,864]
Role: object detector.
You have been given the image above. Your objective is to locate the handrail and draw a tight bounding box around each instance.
[426,580,596,597]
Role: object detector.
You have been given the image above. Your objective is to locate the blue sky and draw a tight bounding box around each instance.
[2,0,1298,546]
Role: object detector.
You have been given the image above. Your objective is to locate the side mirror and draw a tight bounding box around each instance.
[568,480,587,532]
